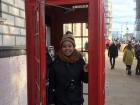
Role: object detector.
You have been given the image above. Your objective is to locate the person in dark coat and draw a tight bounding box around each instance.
[48,32,88,105]
[135,44,140,75]
[108,42,118,69]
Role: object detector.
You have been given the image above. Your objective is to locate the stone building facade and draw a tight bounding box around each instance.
[0,0,26,46]
[136,0,140,41]
[104,0,112,41]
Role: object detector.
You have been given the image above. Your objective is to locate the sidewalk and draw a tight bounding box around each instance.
[105,51,140,105]
[83,50,140,105]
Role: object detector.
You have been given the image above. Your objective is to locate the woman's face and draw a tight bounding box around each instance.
[62,41,74,56]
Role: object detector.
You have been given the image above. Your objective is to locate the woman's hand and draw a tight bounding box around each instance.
[84,64,88,72]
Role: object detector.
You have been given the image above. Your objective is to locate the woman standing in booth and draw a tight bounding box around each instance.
[48,32,88,105]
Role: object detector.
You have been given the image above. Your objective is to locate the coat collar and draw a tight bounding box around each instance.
[57,49,81,63]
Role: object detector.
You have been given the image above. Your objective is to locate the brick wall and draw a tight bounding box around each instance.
[0,0,26,46]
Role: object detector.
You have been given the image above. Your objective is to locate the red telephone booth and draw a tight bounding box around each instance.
[25,0,105,105]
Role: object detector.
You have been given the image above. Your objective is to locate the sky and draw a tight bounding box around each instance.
[112,0,136,33]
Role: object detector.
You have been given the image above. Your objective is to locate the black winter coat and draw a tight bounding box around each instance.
[135,47,140,60]
[108,44,118,58]
[48,56,88,105]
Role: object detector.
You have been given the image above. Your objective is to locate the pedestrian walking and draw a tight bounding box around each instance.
[48,32,88,105]
[135,44,140,75]
[108,42,118,69]
[123,43,135,75]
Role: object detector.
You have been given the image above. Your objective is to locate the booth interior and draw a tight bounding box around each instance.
[45,3,89,105]
[45,3,88,59]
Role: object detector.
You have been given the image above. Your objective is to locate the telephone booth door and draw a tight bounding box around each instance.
[25,0,46,105]
[25,0,105,105]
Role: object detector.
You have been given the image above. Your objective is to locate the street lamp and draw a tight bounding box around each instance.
[121,24,123,39]
[120,22,128,41]
[126,27,129,41]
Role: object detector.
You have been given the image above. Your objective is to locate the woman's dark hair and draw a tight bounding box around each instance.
[127,43,132,49]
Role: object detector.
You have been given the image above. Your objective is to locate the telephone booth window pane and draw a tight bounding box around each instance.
[72,23,82,37]
[83,23,88,36]
[75,38,82,50]
[63,23,72,33]
[83,38,88,63]
[83,38,88,50]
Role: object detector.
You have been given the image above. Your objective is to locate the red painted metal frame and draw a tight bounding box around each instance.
[88,0,105,105]
[25,0,105,105]
[39,1,46,105]
[25,1,35,105]
[25,0,46,105]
